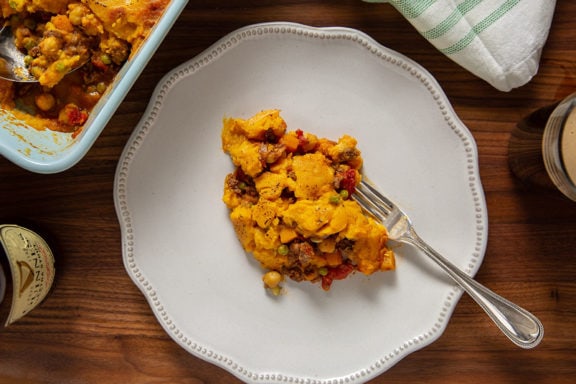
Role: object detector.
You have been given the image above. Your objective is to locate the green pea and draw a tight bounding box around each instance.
[329,195,340,204]
[318,267,328,276]
[23,55,33,66]
[23,18,36,30]
[23,39,36,51]
[100,54,112,65]
[277,244,289,256]
[96,82,107,94]
[339,189,349,200]
[54,61,67,72]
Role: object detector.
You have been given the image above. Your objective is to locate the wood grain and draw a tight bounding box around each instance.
[1,1,575,383]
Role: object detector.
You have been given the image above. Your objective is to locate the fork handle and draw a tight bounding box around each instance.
[406,231,544,349]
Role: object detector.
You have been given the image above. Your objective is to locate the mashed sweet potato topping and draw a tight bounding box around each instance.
[0,0,169,133]
[222,110,395,293]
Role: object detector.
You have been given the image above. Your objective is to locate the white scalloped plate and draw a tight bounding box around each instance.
[114,22,487,383]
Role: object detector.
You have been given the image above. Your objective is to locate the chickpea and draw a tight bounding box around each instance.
[35,93,56,112]
[39,36,62,58]
[262,271,283,289]
[22,37,36,51]
[82,14,104,36]
[68,4,89,26]
[30,66,44,78]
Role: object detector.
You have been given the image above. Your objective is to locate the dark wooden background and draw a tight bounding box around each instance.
[1,1,575,383]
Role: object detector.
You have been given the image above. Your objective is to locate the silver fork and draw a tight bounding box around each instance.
[353,179,544,349]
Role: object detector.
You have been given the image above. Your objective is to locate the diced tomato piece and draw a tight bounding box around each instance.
[331,263,355,280]
[340,168,358,195]
[295,129,309,151]
[321,275,333,291]
[321,263,355,290]
[58,103,88,126]
[91,56,109,71]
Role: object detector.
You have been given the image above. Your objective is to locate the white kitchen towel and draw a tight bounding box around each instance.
[364,0,557,91]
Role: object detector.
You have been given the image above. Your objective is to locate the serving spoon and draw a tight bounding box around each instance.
[0,25,88,83]
[0,0,136,83]
[0,26,36,82]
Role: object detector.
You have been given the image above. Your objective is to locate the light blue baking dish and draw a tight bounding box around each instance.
[0,0,188,174]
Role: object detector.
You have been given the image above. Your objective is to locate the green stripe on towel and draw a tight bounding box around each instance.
[421,0,484,40]
[389,0,437,19]
[440,0,520,55]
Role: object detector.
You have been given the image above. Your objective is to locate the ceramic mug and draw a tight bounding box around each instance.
[542,92,576,201]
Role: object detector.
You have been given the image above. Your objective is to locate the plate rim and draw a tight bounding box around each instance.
[114,21,488,383]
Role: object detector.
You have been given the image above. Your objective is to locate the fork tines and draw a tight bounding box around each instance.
[353,180,392,222]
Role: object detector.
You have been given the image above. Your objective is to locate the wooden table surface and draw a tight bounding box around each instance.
[1,1,575,383]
